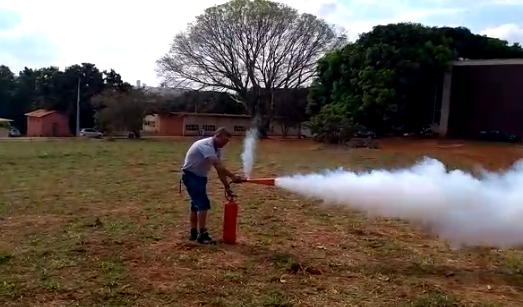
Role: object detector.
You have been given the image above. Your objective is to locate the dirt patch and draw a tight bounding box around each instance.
[2,214,64,228]
[99,204,144,217]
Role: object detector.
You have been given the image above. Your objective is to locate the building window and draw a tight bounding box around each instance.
[234,125,246,132]
[185,124,199,131]
[203,125,216,131]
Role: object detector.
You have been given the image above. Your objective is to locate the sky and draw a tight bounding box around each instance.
[1,0,523,87]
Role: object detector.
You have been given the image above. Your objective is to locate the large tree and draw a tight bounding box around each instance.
[156,0,344,136]
[307,23,523,143]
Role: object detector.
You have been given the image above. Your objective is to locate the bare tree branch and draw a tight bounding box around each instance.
[156,0,345,129]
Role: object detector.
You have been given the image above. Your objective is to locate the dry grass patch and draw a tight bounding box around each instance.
[1,137,523,306]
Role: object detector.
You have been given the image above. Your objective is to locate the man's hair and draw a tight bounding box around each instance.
[214,127,231,137]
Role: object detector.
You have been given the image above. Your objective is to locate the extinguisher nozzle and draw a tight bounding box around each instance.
[245,178,276,186]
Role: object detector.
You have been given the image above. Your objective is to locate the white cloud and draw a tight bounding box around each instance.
[481,23,523,44]
[0,0,494,86]
[0,0,234,85]
[342,8,464,41]
[488,0,523,4]
[2,0,346,85]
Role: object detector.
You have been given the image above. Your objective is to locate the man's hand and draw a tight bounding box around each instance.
[230,174,246,183]
[225,187,236,198]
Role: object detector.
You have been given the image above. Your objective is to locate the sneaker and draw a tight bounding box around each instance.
[197,231,216,244]
[190,229,198,241]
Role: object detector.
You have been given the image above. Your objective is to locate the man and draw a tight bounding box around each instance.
[181,127,244,244]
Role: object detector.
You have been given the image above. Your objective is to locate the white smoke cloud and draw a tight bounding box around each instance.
[275,157,523,249]
[241,128,258,179]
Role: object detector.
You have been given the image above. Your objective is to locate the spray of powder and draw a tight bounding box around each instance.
[275,157,523,249]
[241,128,258,179]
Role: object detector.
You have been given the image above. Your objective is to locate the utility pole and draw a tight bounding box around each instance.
[76,77,81,136]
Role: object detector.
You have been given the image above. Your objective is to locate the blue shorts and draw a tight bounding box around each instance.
[182,171,211,212]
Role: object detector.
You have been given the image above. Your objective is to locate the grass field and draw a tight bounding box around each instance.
[2,137,523,307]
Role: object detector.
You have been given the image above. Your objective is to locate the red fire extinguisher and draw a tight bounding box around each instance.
[222,186,239,244]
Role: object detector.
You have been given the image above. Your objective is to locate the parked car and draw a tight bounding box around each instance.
[8,127,21,137]
[80,128,103,138]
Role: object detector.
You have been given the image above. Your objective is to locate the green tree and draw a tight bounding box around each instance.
[436,26,523,59]
[92,88,149,138]
[0,65,16,120]
[60,64,105,132]
[103,69,133,91]
[31,63,129,133]
[308,23,523,143]
[0,66,39,134]
[306,111,354,144]
[0,63,131,135]
[156,0,344,137]
[33,66,64,110]
[10,67,39,133]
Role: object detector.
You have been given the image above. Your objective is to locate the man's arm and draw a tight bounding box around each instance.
[216,166,230,189]
[207,155,235,179]
[209,156,241,188]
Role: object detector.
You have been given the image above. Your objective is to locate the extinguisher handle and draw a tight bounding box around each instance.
[225,181,237,201]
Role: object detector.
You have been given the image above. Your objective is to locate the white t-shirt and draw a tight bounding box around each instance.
[181,137,222,177]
